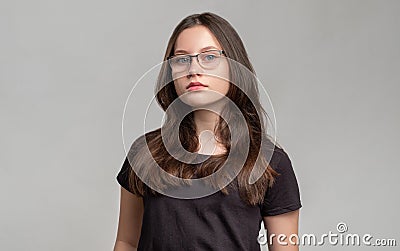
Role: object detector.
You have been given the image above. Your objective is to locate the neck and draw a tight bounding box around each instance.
[193,108,228,155]
[193,109,220,133]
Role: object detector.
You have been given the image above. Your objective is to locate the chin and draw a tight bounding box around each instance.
[181,96,227,109]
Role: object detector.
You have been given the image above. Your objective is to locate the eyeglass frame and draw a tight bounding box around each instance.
[167,49,226,71]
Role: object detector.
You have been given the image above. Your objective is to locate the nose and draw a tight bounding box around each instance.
[187,57,203,76]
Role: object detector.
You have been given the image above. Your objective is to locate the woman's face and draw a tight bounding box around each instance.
[171,25,230,108]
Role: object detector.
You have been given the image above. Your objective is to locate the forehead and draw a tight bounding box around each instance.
[174,25,222,54]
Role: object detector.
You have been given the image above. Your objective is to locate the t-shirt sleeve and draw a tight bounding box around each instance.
[116,136,146,196]
[260,148,302,216]
[116,156,136,194]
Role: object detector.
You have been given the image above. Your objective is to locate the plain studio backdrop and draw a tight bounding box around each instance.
[1,0,399,250]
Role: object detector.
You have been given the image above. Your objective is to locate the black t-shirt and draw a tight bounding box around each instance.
[116,137,302,251]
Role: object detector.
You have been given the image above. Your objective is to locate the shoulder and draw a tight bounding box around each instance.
[261,138,292,174]
[260,143,302,216]
[126,129,161,157]
[270,145,294,175]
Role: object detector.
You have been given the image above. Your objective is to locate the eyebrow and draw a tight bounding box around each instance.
[174,46,221,55]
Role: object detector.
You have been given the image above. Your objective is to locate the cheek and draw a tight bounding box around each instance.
[173,78,186,96]
[217,59,229,79]
[215,80,230,95]
[210,62,230,95]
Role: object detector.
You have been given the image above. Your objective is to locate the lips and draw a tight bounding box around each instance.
[186,82,208,89]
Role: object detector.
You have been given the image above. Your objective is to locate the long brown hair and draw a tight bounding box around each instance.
[127,12,279,206]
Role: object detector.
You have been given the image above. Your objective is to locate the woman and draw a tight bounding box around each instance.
[114,12,302,251]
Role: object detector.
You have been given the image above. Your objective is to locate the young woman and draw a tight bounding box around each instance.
[114,12,302,251]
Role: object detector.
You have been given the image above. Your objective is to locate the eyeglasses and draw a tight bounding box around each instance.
[167,50,225,72]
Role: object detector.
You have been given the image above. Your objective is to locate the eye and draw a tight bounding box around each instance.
[175,56,190,64]
[204,54,216,61]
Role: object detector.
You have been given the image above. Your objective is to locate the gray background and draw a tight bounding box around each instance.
[1,0,399,250]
